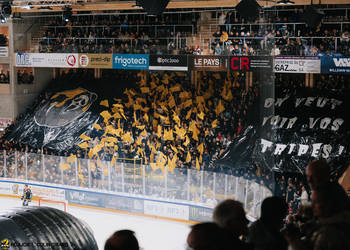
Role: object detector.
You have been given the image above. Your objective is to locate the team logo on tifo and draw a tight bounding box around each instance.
[67,55,77,67]
[1,239,10,250]
[157,57,163,63]
[79,55,89,67]
[34,88,97,127]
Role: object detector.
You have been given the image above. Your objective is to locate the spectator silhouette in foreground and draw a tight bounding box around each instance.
[247,196,288,250]
[305,159,330,190]
[213,199,253,250]
[285,182,350,250]
[186,222,232,250]
[105,230,139,250]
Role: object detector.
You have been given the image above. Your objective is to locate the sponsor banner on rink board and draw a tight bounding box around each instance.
[321,56,350,74]
[0,182,65,201]
[15,53,79,68]
[113,54,149,70]
[188,206,213,222]
[104,195,144,214]
[230,56,273,72]
[66,190,144,213]
[189,55,228,71]
[144,200,189,220]
[0,46,8,57]
[149,55,188,71]
[66,190,104,207]
[274,57,320,73]
[78,54,113,68]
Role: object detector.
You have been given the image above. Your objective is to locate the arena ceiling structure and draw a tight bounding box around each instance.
[9,0,350,14]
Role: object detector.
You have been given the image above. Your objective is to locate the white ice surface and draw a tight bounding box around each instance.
[0,197,191,250]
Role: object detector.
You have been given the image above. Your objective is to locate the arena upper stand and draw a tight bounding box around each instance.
[1,0,350,225]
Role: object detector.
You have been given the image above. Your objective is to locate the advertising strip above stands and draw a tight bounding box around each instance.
[113,54,149,70]
[229,56,273,72]
[15,53,347,75]
[321,56,350,74]
[149,55,188,71]
[78,54,113,68]
[188,55,228,71]
[15,53,79,68]
[274,56,321,73]
[0,46,8,57]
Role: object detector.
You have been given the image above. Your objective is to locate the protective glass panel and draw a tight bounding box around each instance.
[167,168,188,201]
[5,151,16,179]
[226,175,237,200]
[245,180,255,213]
[27,153,43,182]
[145,165,166,198]
[236,177,246,203]
[43,155,62,185]
[61,156,77,187]
[0,150,4,178]
[214,173,226,203]
[77,158,89,188]
[189,170,201,203]
[202,171,215,206]
[123,159,143,195]
[110,158,123,193]
[17,151,26,181]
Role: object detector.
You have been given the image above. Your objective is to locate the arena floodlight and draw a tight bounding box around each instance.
[277,0,295,4]
[62,6,72,22]
[132,0,143,9]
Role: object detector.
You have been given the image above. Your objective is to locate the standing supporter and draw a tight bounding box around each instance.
[305,159,330,190]
[247,196,288,250]
[285,182,350,250]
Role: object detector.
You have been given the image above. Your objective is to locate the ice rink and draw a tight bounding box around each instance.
[0,197,191,250]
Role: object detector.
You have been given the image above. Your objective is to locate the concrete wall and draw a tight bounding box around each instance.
[13,68,53,116]
[0,18,51,120]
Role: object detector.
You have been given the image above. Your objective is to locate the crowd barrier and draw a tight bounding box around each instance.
[0,150,272,221]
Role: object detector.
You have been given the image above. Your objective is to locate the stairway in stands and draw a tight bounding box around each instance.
[187,13,217,55]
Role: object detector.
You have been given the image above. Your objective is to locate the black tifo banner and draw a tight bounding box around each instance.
[215,87,350,182]
[188,56,273,72]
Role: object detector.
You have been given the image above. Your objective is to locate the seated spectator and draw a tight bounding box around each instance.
[0,70,8,83]
[213,199,252,250]
[104,230,139,250]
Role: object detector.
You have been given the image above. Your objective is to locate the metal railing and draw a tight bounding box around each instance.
[32,36,189,54]
[0,150,272,219]
[208,36,349,56]
[43,24,194,38]
[210,22,350,36]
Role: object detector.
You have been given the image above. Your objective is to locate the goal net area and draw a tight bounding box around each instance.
[38,198,67,212]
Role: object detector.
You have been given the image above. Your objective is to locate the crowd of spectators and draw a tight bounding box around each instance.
[0,70,9,84]
[1,71,349,209]
[38,14,198,54]
[211,8,350,56]
[17,70,34,84]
